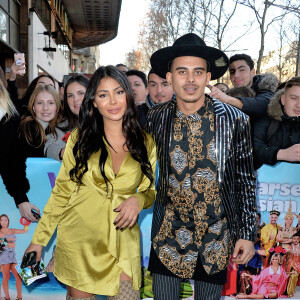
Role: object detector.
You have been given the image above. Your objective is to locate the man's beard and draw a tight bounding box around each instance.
[182,98,201,103]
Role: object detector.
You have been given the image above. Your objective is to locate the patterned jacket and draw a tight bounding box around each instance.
[146,96,257,244]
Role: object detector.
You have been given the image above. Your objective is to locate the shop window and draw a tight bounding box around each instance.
[0,9,8,42]
[0,1,20,49]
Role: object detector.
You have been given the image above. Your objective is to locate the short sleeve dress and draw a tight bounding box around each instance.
[31,130,157,296]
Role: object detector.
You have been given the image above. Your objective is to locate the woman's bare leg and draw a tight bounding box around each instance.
[66,286,96,299]
[120,272,131,281]
[11,263,22,299]
[1,264,11,299]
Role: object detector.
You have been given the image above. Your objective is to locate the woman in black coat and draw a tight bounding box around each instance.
[0,80,39,221]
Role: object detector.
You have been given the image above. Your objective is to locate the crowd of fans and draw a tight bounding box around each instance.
[0,46,299,299]
[1,52,299,222]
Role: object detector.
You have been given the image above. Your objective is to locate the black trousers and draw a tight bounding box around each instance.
[152,273,223,300]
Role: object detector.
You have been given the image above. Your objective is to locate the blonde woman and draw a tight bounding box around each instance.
[236,252,289,299]
[0,80,39,221]
[19,84,62,158]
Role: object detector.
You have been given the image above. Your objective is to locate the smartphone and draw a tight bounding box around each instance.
[21,251,37,269]
[14,53,26,75]
[31,209,41,220]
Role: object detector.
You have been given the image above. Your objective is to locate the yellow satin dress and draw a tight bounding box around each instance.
[31,131,156,296]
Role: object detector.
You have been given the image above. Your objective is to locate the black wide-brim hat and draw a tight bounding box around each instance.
[150,33,229,80]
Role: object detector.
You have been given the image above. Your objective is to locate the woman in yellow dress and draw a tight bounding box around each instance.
[24,66,156,300]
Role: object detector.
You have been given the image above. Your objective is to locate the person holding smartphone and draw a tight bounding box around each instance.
[0,80,40,222]
[24,66,156,300]
[7,59,55,116]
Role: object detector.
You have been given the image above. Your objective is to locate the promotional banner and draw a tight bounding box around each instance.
[0,159,299,299]
[256,163,300,226]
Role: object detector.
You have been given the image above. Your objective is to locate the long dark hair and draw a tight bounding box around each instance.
[60,75,89,131]
[70,66,153,191]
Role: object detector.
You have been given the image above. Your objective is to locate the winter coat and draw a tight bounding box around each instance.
[240,73,278,118]
[0,114,30,206]
[253,89,300,169]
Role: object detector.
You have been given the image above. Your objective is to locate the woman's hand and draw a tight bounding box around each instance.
[18,202,40,222]
[24,243,43,262]
[113,197,140,230]
[9,61,26,81]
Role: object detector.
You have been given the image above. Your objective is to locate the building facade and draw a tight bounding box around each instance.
[0,0,120,95]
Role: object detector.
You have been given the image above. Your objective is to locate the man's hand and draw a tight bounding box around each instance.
[207,84,244,109]
[113,197,140,230]
[207,84,229,102]
[18,202,40,222]
[232,239,255,264]
[277,144,300,162]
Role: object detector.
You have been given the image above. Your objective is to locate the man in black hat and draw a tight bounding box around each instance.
[146,33,257,300]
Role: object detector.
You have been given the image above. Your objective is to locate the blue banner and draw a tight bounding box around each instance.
[0,159,300,299]
[256,162,300,227]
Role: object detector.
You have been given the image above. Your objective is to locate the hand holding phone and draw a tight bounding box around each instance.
[31,209,41,221]
[14,53,26,75]
[21,251,37,269]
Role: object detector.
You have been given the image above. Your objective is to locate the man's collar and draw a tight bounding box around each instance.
[175,95,214,120]
[146,94,156,108]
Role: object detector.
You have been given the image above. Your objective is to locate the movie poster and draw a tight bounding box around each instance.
[0,159,299,299]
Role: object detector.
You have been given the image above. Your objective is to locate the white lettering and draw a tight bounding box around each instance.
[268,183,281,195]
[258,200,266,212]
[280,184,291,196]
[257,182,300,197]
[291,185,300,197]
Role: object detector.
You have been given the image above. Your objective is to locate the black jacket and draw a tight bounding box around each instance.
[146,96,257,244]
[240,73,278,118]
[19,121,46,158]
[253,89,300,169]
[0,114,30,206]
[6,80,27,115]
[137,103,149,129]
